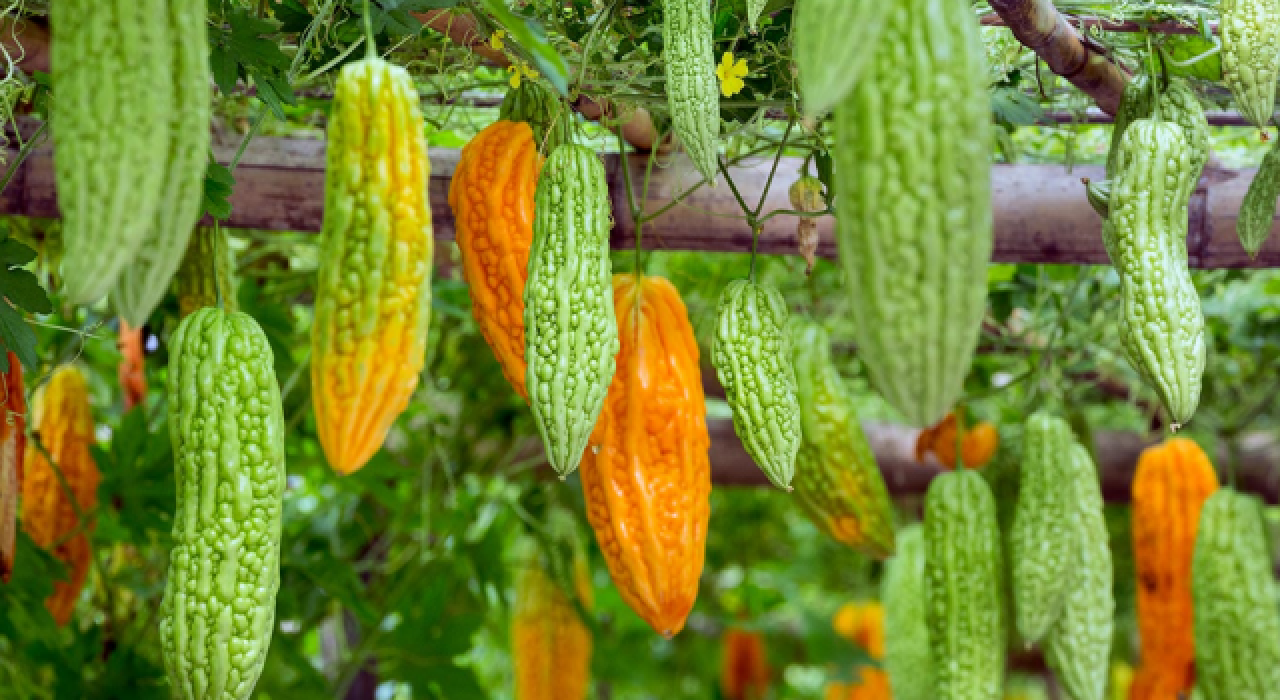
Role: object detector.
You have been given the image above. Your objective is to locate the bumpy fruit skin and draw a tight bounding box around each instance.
[112,0,212,326]
[499,80,572,155]
[1221,0,1280,129]
[883,525,933,700]
[173,227,239,319]
[712,280,801,490]
[580,274,709,638]
[512,541,593,700]
[118,319,147,411]
[161,308,286,700]
[924,470,1006,700]
[0,353,24,584]
[21,365,98,626]
[1131,438,1219,698]
[1104,119,1206,430]
[1044,444,1114,700]
[52,0,174,304]
[662,0,720,181]
[1238,136,1280,257]
[791,321,895,557]
[525,145,618,478]
[832,0,991,429]
[721,628,770,700]
[792,0,887,117]
[449,120,541,399]
[1191,489,1280,700]
[1010,412,1075,643]
[311,55,433,475]
[1106,77,1209,183]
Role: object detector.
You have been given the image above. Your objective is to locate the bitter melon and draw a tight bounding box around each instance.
[524,145,618,478]
[1044,444,1113,700]
[51,0,199,305]
[161,308,286,700]
[711,279,800,491]
[580,273,710,638]
[791,320,895,557]
[311,53,434,475]
[662,0,720,181]
[112,0,212,326]
[498,79,573,155]
[883,524,932,700]
[1104,119,1206,430]
[1010,411,1075,644]
[924,470,1006,700]
[792,0,887,117]
[1238,136,1280,257]
[1106,76,1209,182]
[1221,0,1280,129]
[1191,489,1280,700]
[832,0,992,428]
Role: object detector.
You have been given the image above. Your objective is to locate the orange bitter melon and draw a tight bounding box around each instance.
[448,120,542,399]
[0,353,25,583]
[118,319,147,411]
[580,273,711,638]
[914,412,1000,469]
[827,602,889,700]
[1130,437,1218,696]
[511,531,593,700]
[721,627,770,700]
[21,365,98,626]
[311,53,433,474]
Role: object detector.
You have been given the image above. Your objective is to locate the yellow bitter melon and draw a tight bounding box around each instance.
[524,144,618,478]
[172,226,238,319]
[161,308,286,700]
[1044,444,1114,700]
[832,0,992,428]
[1104,119,1206,429]
[112,0,212,326]
[923,470,1006,700]
[311,53,434,475]
[791,320,895,558]
[1010,412,1076,644]
[883,524,933,700]
[711,279,801,491]
[51,0,191,305]
[662,0,720,182]
[1191,489,1280,700]
[1221,0,1280,129]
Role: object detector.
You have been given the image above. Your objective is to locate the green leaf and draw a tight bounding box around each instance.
[991,86,1048,127]
[269,0,314,33]
[0,297,41,371]
[1163,35,1223,82]
[203,160,236,221]
[478,0,570,95]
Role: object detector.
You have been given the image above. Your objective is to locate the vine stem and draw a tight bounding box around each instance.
[0,118,43,195]
[362,0,376,59]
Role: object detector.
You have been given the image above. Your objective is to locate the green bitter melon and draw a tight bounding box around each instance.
[711,279,801,491]
[883,524,933,700]
[832,0,992,428]
[524,144,618,478]
[662,0,721,182]
[161,308,286,700]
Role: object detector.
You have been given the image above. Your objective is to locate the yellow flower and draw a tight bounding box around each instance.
[489,29,506,51]
[716,51,749,97]
[508,65,522,89]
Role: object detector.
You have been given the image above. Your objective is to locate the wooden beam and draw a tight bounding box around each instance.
[5,132,1280,268]
[981,12,1215,36]
[987,0,1130,114]
[709,418,1280,504]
